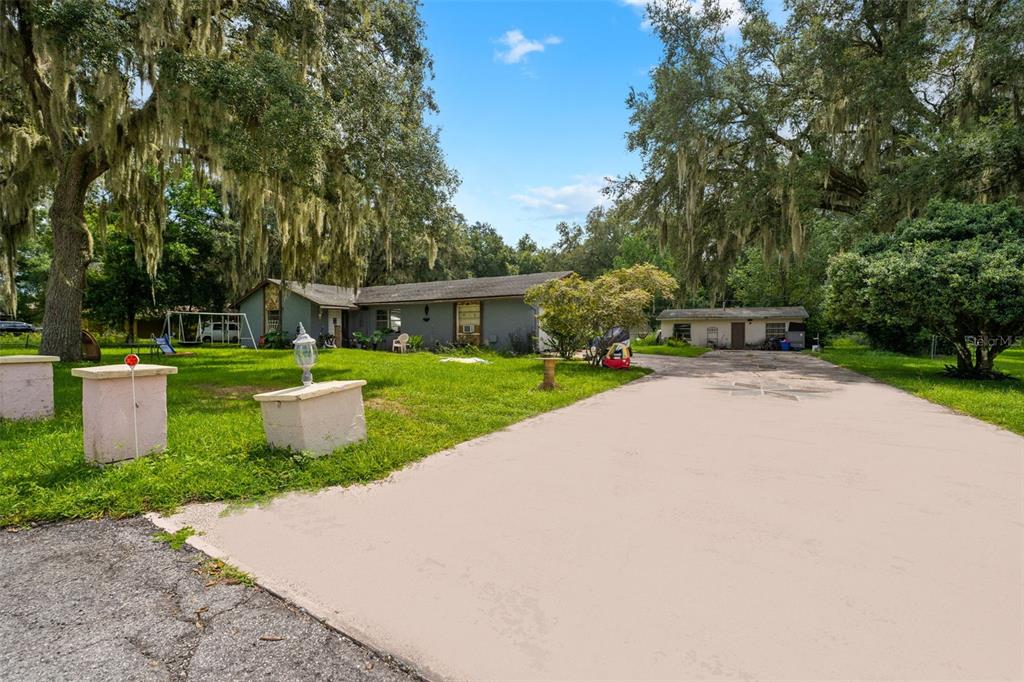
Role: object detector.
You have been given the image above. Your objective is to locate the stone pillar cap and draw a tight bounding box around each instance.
[71,364,179,379]
[0,355,61,364]
[254,379,367,402]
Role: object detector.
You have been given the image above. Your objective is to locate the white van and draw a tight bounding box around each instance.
[200,321,240,343]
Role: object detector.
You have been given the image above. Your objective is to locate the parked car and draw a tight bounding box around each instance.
[0,319,36,335]
[200,321,240,343]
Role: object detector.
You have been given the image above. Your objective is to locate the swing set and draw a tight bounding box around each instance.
[161,311,258,349]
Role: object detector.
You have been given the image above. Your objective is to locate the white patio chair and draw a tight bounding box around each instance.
[392,332,410,353]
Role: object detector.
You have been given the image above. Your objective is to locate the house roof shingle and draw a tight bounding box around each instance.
[657,306,809,321]
[354,271,572,305]
[267,279,358,309]
[249,271,573,309]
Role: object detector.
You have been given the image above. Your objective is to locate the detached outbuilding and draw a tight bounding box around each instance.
[656,306,809,350]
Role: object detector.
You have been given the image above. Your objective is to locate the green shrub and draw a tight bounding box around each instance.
[262,330,289,349]
[351,329,387,350]
[826,201,1024,377]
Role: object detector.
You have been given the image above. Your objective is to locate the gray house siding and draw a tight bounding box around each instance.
[347,308,373,337]
[281,292,318,339]
[347,303,455,348]
[398,302,454,347]
[481,298,537,351]
[349,298,536,351]
[238,287,263,347]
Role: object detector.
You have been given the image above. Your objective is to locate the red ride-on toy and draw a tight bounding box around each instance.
[591,326,633,369]
[601,341,632,369]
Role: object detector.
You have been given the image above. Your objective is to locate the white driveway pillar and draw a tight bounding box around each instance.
[71,364,178,464]
[254,380,367,455]
[0,355,60,420]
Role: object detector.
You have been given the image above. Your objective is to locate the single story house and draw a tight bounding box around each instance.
[656,306,809,350]
[236,271,572,351]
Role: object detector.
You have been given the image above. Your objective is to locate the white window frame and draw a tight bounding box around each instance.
[765,322,787,337]
[266,310,281,331]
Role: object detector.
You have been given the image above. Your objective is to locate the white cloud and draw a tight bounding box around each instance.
[495,29,562,65]
[621,0,745,30]
[510,176,614,218]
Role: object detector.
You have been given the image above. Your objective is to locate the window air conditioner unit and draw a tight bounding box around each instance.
[461,324,476,333]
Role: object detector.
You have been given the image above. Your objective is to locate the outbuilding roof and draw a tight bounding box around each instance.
[354,271,572,305]
[657,306,809,321]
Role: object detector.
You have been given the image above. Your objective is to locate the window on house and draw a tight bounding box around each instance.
[456,301,482,345]
[706,327,718,346]
[672,323,691,341]
[264,283,281,332]
[375,309,401,331]
[766,322,787,338]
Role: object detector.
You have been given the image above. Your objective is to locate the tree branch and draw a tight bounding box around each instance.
[12,0,59,151]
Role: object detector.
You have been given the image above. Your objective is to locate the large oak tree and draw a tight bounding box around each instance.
[622,0,1023,300]
[1,0,455,359]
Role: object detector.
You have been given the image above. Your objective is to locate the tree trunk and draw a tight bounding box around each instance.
[126,308,137,344]
[974,340,1008,375]
[953,342,973,374]
[974,343,990,373]
[39,150,97,361]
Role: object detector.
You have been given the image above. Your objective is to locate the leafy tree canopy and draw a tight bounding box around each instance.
[726,216,856,335]
[622,0,1024,299]
[826,201,1024,377]
[84,171,237,338]
[525,264,678,359]
[1,0,456,358]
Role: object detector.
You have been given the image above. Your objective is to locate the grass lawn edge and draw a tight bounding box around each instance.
[1,349,650,526]
[809,343,1024,436]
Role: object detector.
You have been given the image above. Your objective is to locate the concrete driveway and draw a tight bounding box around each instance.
[154,352,1024,680]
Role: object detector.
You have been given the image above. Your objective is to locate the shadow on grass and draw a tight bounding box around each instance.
[12,458,104,490]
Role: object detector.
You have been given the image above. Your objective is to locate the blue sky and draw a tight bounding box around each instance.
[420,0,664,246]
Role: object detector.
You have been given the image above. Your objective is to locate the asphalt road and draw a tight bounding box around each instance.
[0,517,419,681]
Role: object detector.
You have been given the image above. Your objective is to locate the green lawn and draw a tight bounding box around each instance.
[631,342,709,358]
[817,341,1024,435]
[0,347,647,525]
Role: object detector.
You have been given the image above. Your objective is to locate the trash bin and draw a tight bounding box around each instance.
[780,339,791,351]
